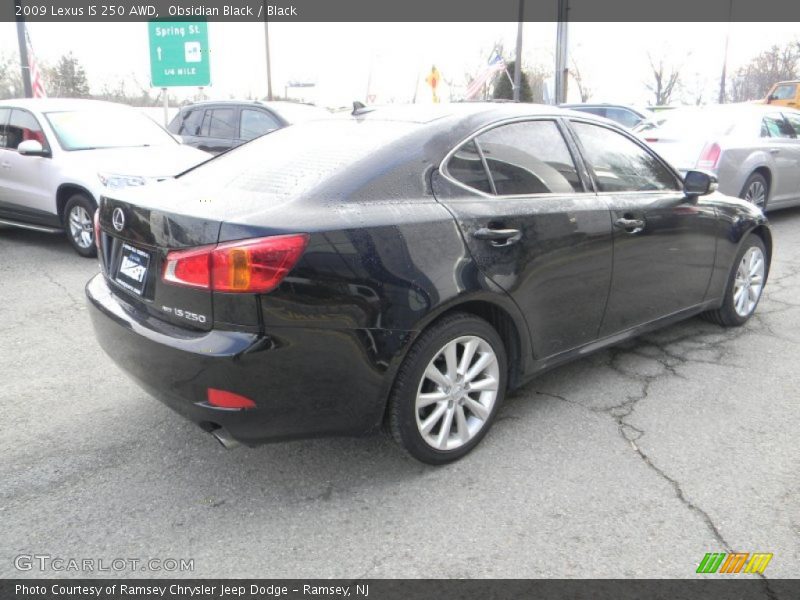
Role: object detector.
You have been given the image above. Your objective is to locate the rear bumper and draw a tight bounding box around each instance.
[86,274,412,445]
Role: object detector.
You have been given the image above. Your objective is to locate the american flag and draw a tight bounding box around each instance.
[464,51,506,100]
[25,27,47,99]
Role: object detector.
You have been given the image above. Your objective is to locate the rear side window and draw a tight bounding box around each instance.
[571,121,680,192]
[445,120,582,196]
[0,108,10,148]
[446,140,492,193]
[762,114,795,138]
[6,109,48,151]
[175,109,204,136]
[476,120,582,195]
[203,108,236,139]
[240,109,280,141]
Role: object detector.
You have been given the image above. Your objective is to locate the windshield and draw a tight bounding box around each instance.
[45,109,177,151]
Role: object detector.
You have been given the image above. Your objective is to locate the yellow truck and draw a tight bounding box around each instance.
[763,80,800,107]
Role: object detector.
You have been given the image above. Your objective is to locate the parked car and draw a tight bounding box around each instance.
[87,103,771,464]
[168,100,330,154]
[635,104,800,211]
[560,103,652,128]
[762,80,800,108]
[0,99,210,257]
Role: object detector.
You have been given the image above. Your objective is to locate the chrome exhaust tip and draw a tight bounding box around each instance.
[211,428,240,449]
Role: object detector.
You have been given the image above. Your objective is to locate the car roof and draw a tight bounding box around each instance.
[178,99,321,110]
[0,98,135,113]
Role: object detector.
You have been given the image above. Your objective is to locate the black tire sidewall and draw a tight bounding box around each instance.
[390,314,507,465]
[63,194,97,258]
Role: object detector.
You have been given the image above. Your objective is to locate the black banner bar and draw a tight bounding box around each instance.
[1,579,798,600]
[3,0,800,22]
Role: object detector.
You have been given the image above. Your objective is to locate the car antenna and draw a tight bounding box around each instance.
[352,101,375,116]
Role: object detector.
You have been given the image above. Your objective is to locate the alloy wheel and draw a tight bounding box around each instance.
[733,246,765,317]
[68,205,93,249]
[415,335,500,451]
[744,180,766,209]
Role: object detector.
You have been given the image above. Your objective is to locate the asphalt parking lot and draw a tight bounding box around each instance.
[1,208,798,580]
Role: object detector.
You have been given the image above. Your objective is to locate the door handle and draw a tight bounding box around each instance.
[0,161,10,169]
[769,148,780,154]
[472,227,522,246]
[614,217,645,233]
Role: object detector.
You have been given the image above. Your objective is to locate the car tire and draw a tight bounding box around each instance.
[702,234,767,327]
[740,172,769,211]
[388,312,507,465]
[63,193,97,258]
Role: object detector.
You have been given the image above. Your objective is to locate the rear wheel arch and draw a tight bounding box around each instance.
[748,224,772,276]
[380,297,528,430]
[56,184,96,224]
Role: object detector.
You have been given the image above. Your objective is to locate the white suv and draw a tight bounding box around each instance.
[0,99,210,257]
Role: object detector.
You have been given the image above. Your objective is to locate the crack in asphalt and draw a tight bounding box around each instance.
[531,295,789,597]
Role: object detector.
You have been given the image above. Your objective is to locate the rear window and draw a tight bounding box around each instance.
[179,120,417,202]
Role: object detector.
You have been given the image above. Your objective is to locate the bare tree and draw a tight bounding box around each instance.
[0,52,22,99]
[569,59,591,102]
[728,43,800,102]
[646,53,684,106]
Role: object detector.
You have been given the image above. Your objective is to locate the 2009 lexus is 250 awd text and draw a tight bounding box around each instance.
[86,103,771,464]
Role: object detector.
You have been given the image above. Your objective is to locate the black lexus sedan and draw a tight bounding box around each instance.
[86,103,771,464]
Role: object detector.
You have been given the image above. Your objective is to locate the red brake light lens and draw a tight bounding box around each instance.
[697,142,721,169]
[207,388,256,409]
[162,234,308,293]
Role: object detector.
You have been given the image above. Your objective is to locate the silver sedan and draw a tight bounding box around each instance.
[635,104,800,211]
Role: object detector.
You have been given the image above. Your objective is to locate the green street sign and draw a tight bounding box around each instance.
[148,21,210,88]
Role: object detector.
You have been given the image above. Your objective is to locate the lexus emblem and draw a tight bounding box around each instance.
[112,207,125,232]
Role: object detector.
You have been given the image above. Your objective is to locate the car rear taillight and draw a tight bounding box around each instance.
[93,209,101,249]
[644,137,659,143]
[697,142,721,169]
[163,233,309,294]
[207,388,256,409]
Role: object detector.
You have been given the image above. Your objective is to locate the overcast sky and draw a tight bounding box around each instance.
[1,21,797,107]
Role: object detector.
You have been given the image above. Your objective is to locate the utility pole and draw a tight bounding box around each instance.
[513,0,524,102]
[718,0,733,104]
[554,0,569,104]
[263,5,273,100]
[15,0,33,98]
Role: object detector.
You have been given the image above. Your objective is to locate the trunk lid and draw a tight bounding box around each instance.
[97,182,225,332]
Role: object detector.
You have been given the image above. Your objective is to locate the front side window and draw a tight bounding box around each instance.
[240,109,280,141]
[6,109,48,151]
[762,114,795,138]
[782,111,800,136]
[176,109,204,136]
[571,121,680,192]
[772,84,797,100]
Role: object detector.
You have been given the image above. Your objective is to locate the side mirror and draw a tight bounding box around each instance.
[17,140,50,157]
[684,170,718,197]
[766,94,776,104]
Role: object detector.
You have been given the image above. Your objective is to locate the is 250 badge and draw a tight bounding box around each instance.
[161,306,207,324]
